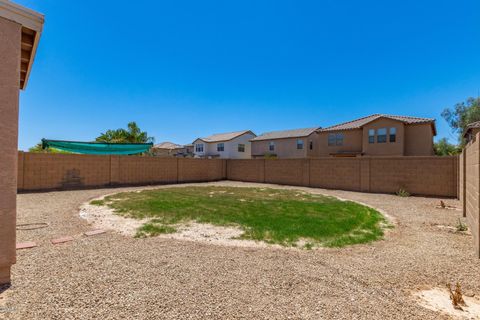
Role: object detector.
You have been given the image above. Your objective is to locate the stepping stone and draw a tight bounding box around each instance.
[84,229,107,237]
[16,242,37,250]
[51,236,74,245]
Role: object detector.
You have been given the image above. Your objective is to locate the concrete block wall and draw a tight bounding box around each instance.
[227,156,458,197]
[461,133,480,257]
[18,152,227,191]
[21,153,111,190]
[368,157,458,197]
[226,159,265,183]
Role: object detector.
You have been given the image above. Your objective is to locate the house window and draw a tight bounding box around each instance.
[368,129,375,144]
[217,143,224,152]
[328,133,344,146]
[328,134,336,146]
[389,127,396,142]
[269,141,275,151]
[238,144,245,152]
[377,128,387,143]
[195,143,204,152]
[335,133,344,146]
[309,141,313,150]
[297,139,304,149]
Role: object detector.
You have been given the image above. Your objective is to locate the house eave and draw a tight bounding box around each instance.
[0,0,44,90]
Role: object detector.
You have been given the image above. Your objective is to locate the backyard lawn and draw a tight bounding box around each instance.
[91,186,387,248]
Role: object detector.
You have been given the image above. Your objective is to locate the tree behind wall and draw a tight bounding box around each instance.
[433,138,460,156]
[96,122,155,144]
[442,97,480,145]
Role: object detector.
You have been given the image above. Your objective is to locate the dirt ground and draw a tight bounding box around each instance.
[2,181,479,319]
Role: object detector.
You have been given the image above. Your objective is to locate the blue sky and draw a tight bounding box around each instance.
[16,0,480,150]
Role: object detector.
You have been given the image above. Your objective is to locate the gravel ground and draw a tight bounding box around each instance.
[1,181,479,319]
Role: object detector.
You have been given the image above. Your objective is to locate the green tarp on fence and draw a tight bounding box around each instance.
[42,139,153,155]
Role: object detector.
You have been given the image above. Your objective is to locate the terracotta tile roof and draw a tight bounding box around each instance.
[153,142,184,150]
[320,114,436,133]
[251,127,320,141]
[196,130,255,143]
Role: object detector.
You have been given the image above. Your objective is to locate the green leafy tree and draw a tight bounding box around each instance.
[442,97,480,145]
[96,122,154,143]
[28,142,71,154]
[433,138,460,156]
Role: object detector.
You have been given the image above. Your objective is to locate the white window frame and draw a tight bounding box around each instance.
[217,143,224,152]
[238,144,245,152]
[195,143,204,153]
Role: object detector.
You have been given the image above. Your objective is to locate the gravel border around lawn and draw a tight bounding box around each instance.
[2,181,479,319]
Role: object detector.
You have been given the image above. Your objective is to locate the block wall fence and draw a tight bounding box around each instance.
[460,132,480,258]
[18,152,458,198]
[17,152,226,191]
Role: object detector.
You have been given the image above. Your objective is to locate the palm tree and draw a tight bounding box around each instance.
[96,122,154,143]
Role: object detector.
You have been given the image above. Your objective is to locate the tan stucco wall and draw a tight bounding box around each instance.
[0,16,21,284]
[313,129,363,157]
[404,124,435,156]
[251,135,314,159]
[362,118,405,156]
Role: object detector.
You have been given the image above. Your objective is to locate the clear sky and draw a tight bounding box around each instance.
[15,0,480,150]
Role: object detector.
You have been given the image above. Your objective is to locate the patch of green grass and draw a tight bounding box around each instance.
[100,186,387,248]
[135,222,176,238]
[90,199,105,206]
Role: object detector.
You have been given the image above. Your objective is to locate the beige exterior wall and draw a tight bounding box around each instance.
[0,16,21,284]
[404,123,435,156]
[362,118,405,156]
[312,119,434,158]
[313,129,363,157]
[251,134,315,159]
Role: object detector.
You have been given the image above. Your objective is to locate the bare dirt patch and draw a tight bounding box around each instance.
[79,198,147,237]
[160,222,275,248]
[414,288,480,319]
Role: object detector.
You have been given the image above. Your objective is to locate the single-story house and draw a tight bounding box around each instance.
[250,127,320,159]
[151,142,190,157]
[312,114,436,157]
[193,130,256,159]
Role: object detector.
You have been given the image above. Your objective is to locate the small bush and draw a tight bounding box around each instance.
[456,219,468,232]
[396,188,410,197]
[447,282,467,310]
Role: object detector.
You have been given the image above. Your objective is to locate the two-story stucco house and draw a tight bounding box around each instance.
[250,127,320,159]
[193,130,256,159]
[312,114,436,157]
